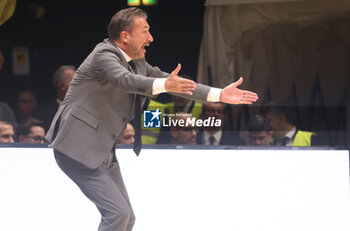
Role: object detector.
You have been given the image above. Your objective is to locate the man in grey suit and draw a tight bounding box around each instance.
[45,7,258,231]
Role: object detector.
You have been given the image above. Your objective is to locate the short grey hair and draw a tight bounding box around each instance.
[108,7,148,41]
[52,65,76,88]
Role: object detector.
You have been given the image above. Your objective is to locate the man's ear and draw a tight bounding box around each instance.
[57,81,66,91]
[120,31,129,43]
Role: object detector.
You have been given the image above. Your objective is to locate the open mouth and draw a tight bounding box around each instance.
[142,43,150,51]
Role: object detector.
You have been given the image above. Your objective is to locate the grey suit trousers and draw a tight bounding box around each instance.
[54,149,135,231]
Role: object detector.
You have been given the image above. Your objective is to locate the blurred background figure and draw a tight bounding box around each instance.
[53,65,76,103]
[247,114,273,146]
[16,118,45,143]
[16,90,38,123]
[117,123,135,145]
[170,112,197,145]
[262,100,315,146]
[196,102,244,145]
[0,101,17,128]
[0,120,15,143]
[34,65,76,131]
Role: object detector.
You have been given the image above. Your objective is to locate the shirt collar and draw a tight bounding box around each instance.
[115,45,132,62]
[285,126,297,139]
[56,98,62,105]
[203,130,222,145]
[106,39,133,62]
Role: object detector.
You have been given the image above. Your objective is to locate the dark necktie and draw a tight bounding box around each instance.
[209,135,216,145]
[128,60,141,156]
[274,137,290,146]
[281,137,291,146]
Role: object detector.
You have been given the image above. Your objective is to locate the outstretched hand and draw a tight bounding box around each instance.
[220,77,258,104]
[165,64,196,95]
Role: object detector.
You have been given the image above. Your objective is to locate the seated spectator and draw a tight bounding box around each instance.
[0,101,17,127]
[170,112,197,145]
[16,90,38,123]
[262,100,315,146]
[16,118,45,143]
[0,120,14,143]
[247,114,273,146]
[196,102,244,145]
[34,65,76,131]
[117,123,135,145]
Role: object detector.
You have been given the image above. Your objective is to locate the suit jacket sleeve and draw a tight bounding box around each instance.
[91,48,156,96]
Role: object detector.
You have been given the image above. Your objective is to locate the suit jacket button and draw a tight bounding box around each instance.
[122,117,127,122]
[112,135,117,140]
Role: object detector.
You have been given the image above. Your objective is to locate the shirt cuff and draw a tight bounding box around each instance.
[152,78,167,95]
[207,87,222,102]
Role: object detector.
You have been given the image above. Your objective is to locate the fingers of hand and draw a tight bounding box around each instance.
[232,77,243,87]
[166,76,196,94]
[177,83,195,94]
[171,63,181,76]
[179,79,196,91]
[243,91,259,100]
[180,90,193,95]
[241,94,258,103]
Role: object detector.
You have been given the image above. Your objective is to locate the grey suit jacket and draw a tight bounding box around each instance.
[45,39,211,169]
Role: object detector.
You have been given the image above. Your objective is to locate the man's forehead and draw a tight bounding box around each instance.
[124,130,135,135]
[249,132,268,137]
[30,126,44,132]
[0,126,14,134]
[132,16,150,29]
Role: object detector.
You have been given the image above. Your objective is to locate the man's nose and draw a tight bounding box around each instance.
[9,136,14,143]
[191,130,196,136]
[148,32,153,43]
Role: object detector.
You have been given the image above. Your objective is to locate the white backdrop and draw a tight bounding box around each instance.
[0,147,349,231]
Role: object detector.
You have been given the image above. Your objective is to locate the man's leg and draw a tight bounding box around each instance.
[109,155,136,231]
[54,149,135,231]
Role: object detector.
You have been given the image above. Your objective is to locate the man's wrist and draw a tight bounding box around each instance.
[152,78,167,95]
[207,87,222,102]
